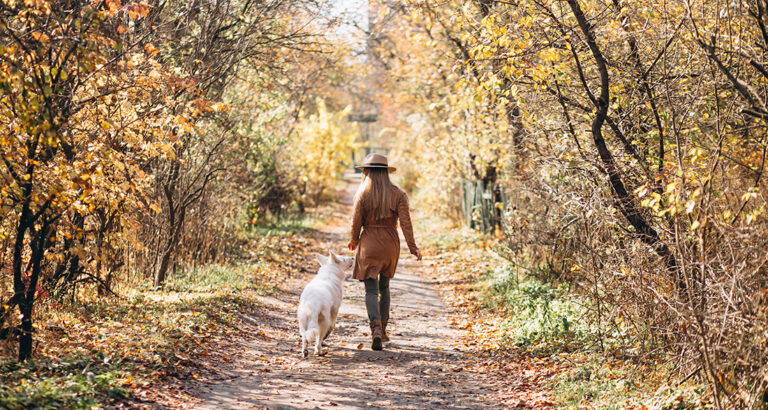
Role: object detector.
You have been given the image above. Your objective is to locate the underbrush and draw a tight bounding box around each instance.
[481,258,711,408]
[0,212,323,409]
[554,359,711,409]
[0,357,127,409]
[481,264,590,354]
[421,221,711,409]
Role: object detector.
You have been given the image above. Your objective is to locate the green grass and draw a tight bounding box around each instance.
[553,360,711,409]
[164,264,257,293]
[479,263,591,354]
[247,206,325,235]
[417,214,484,251]
[0,357,127,410]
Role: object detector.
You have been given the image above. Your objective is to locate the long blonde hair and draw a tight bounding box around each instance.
[355,168,393,220]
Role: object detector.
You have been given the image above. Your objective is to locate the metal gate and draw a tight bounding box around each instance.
[462,180,506,232]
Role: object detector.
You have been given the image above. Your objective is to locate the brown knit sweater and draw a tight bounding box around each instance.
[349,185,418,280]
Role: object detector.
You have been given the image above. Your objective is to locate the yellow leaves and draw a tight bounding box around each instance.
[470,44,493,60]
[741,190,757,202]
[538,48,560,63]
[640,192,662,212]
[688,147,707,163]
[691,188,701,199]
[454,77,469,93]
[292,98,360,202]
[149,202,162,214]
[690,220,701,231]
[481,15,496,33]
[158,143,175,158]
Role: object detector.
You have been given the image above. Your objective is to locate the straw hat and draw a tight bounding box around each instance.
[356,153,396,172]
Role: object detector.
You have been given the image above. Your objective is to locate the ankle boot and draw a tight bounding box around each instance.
[381,320,390,343]
[369,320,383,351]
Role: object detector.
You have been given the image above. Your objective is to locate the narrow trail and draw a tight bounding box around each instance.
[190,180,510,409]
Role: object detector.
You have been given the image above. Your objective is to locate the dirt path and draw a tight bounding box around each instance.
[190,180,510,409]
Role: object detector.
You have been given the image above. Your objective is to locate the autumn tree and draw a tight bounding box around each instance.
[0,0,346,362]
[0,0,173,360]
[374,0,768,405]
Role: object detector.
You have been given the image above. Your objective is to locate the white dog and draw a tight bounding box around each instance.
[297,250,353,357]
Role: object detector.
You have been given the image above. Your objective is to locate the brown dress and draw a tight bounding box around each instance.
[350,185,418,280]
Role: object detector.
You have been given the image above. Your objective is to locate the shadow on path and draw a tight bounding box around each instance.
[192,179,507,409]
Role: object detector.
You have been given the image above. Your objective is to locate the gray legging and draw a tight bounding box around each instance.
[364,275,390,322]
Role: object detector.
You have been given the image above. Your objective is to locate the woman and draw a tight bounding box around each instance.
[347,153,421,351]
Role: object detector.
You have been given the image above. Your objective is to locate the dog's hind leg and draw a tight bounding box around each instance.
[322,326,333,346]
[299,318,309,357]
[324,307,339,341]
[315,310,328,355]
[323,320,333,341]
[314,331,323,356]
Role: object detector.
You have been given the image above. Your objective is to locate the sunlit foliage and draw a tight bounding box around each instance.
[372,0,768,406]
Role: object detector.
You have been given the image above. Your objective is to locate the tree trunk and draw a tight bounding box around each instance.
[12,183,32,361]
[154,205,186,287]
[18,221,49,361]
[18,303,33,361]
[155,161,181,287]
[566,0,682,289]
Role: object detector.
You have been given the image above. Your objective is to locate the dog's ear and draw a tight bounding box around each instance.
[329,250,340,265]
[316,253,329,266]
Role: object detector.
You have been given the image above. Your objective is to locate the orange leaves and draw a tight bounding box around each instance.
[149,202,162,214]
[103,0,121,17]
[30,32,50,43]
[99,0,153,20]
[125,2,151,19]
[188,98,226,117]
[143,43,159,55]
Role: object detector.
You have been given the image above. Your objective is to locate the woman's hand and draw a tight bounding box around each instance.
[347,241,356,251]
[412,249,422,261]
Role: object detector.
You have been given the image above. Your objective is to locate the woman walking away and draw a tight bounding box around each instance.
[348,153,422,351]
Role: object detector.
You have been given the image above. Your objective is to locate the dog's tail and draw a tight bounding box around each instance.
[298,304,319,342]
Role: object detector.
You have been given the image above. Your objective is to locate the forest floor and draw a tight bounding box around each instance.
[177,179,557,409]
[0,179,707,409]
